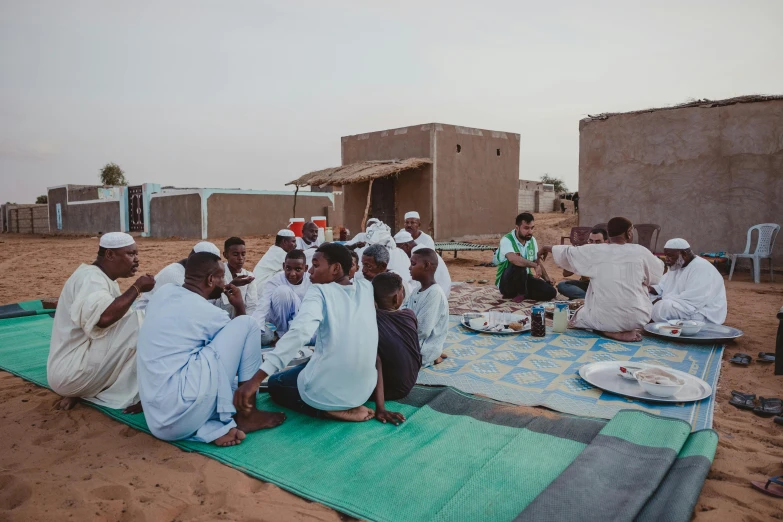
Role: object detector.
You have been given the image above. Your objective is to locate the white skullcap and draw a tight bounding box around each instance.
[99,232,135,249]
[394,230,414,243]
[664,238,690,250]
[277,229,295,237]
[193,241,221,256]
[411,244,431,253]
[367,218,380,225]
[404,211,420,220]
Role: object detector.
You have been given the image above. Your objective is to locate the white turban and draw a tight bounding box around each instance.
[193,241,221,256]
[276,229,295,237]
[366,218,380,226]
[366,222,396,249]
[394,230,414,243]
[99,232,135,249]
[664,238,690,250]
[404,211,420,220]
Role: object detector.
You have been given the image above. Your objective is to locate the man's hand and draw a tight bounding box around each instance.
[224,284,246,313]
[538,246,553,261]
[375,409,406,426]
[534,263,544,279]
[134,274,156,293]
[233,375,264,413]
[230,274,255,287]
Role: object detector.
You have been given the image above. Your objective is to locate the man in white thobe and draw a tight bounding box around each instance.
[650,238,727,324]
[48,233,155,411]
[215,236,258,318]
[135,241,221,311]
[357,222,412,293]
[346,218,380,248]
[400,211,435,249]
[137,252,286,446]
[395,230,452,298]
[295,221,322,265]
[252,249,312,335]
[253,230,297,287]
[539,217,664,342]
[403,248,449,366]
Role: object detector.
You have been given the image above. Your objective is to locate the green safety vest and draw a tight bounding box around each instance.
[495,232,538,286]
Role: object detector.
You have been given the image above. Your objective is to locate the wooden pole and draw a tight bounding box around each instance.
[361,179,374,231]
[292,185,299,218]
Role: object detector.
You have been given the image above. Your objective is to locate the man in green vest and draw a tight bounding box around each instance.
[495,212,556,302]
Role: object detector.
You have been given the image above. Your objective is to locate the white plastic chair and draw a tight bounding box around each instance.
[729,223,780,284]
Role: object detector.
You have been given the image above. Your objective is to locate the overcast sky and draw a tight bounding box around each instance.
[1,0,781,203]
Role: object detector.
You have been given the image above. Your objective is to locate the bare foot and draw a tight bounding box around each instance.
[433,353,448,365]
[213,427,246,447]
[603,330,642,342]
[235,409,286,434]
[54,396,80,410]
[122,402,143,414]
[325,405,375,422]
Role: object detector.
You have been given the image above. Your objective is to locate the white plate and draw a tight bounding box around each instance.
[578,361,712,403]
[461,312,531,334]
[644,322,743,343]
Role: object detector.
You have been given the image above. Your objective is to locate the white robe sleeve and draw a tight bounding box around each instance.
[552,245,595,277]
[259,287,324,376]
[69,273,119,340]
[251,277,276,330]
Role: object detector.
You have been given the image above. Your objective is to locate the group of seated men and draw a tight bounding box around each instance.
[497,212,728,342]
[46,211,451,446]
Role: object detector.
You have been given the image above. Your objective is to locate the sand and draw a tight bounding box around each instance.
[0,214,781,521]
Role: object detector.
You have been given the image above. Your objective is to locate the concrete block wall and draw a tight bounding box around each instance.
[5,204,49,233]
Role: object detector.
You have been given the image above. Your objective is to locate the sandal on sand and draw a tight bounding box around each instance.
[478,279,488,284]
[758,352,776,363]
[465,279,475,283]
[729,391,756,410]
[751,476,783,498]
[753,397,783,418]
[729,353,752,365]
[775,416,783,426]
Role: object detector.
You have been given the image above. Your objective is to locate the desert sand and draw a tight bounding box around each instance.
[0,213,781,521]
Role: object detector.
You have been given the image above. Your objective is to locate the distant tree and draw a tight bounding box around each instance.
[35,195,48,204]
[100,162,128,186]
[540,174,568,194]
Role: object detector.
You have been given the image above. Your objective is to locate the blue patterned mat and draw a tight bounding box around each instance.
[417,317,723,430]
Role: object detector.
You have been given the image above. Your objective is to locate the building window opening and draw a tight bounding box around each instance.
[497,148,501,156]
[456,144,461,153]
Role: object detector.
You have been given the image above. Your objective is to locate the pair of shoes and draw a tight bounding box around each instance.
[757,352,776,363]
[728,392,783,417]
[729,390,755,410]
[728,353,752,365]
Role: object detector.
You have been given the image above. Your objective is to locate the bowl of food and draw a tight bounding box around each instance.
[635,367,686,398]
[657,324,682,337]
[668,320,705,336]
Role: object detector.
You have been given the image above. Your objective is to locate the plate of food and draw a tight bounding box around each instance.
[578,361,712,403]
[461,312,531,334]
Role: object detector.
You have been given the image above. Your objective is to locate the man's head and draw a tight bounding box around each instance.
[409,247,438,282]
[515,212,535,241]
[310,243,353,284]
[361,244,390,281]
[96,232,139,280]
[349,251,359,279]
[607,217,634,243]
[223,236,246,272]
[663,238,693,271]
[184,252,226,299]
[588,227,608,244]
[275,229,297,253]
[372,272,406,311]
[302,221,319,244]
[283,249,308,285]
[394,230,416,258]
[365,218,380,231]
[404,211,421,236]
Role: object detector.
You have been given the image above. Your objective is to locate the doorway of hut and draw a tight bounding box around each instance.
[369,177,396,228]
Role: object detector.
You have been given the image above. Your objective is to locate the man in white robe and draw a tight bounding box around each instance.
[135,241,221,311]
[400,211,435,249]
[47,233,156,411]
[539,217,664,342]
[252,249,312,335]
[253,230,297,287]
[395,230,452,298]
[403,248,449,366]
[295,221,322,265]
[357,222,412,293]
[650,238,727,324]
[242,244,388,423]
[346,218,380,249]
[215,236,258,318]
[137,252,286,446]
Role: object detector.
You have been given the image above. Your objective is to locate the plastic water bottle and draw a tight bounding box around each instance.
[553,302,569,333]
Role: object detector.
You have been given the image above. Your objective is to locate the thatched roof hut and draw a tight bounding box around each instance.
[286,158,432,188]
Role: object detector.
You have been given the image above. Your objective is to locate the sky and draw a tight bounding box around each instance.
[1,0,782,203]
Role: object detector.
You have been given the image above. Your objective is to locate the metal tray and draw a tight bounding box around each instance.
[578,361,712,403]
[461,312,531,334]
[644,322,743,343]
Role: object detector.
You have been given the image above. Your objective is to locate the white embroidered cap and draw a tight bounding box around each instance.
[664,238,690,250]
[99,232,135,249]
[404,211,420,220]
[277,229,295,237]
[193,241,221,256]
[394,230,414,243]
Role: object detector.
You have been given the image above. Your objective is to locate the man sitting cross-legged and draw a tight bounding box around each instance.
[371,272,421,425]
[253,230,297,287]
[216,236,258,318]
[253,244,379,422]
[137,252,286,447]
[48,232,155,412]
[403,248,449,366]
[252,249,312,336]
[539,217,664,342]
[495,212,556,303]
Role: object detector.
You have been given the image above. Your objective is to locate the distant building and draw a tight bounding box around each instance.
[517,180,556,213]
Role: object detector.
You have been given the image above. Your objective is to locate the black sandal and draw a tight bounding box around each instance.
[729,390,756,410]
[758,352,776,363]
[729,353,752,365]
[753,397,783,418]
[775,416,783,426]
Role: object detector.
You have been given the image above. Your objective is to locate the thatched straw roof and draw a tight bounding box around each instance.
[287,158,432,187]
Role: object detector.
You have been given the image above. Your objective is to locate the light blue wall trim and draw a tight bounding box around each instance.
[141,183,161,237]
[119,186,129,232]
[200,190,208,240]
